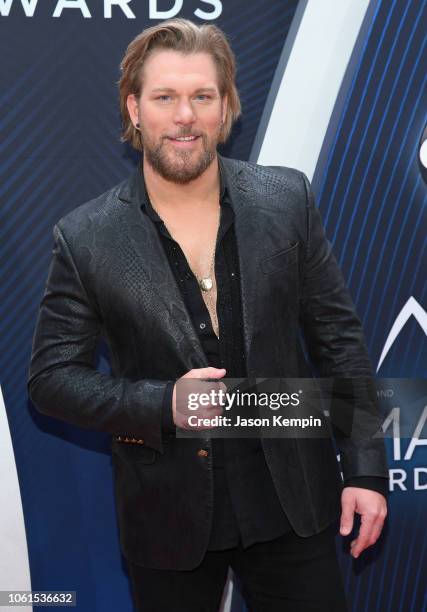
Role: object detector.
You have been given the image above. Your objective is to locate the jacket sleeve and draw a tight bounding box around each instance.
[27,223,169,453]
[299,172,388,481]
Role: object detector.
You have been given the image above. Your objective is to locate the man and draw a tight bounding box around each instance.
[28,18,388,612]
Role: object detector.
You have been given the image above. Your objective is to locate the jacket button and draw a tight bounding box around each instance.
[197,449,209,457]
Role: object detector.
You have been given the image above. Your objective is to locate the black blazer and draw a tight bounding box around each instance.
[28,155,388,570]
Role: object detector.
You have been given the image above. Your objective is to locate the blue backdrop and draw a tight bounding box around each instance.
[1,1,425,610]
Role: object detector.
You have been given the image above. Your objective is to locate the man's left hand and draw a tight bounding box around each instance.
[339,487,387,558]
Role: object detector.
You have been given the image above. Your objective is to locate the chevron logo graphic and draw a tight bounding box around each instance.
[377,297,427,372]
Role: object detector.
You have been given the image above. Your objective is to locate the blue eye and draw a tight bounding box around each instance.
[157,95,171,102]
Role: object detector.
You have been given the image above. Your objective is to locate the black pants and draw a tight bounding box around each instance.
[126,524,348,612]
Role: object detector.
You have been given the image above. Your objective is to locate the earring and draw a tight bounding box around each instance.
[136,122,140,129]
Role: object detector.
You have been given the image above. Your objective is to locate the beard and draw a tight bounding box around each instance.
[140,125,221,184]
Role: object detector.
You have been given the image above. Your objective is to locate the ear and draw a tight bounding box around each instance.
[126,94,139,128]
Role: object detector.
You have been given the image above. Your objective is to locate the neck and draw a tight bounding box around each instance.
[142,154,221,213]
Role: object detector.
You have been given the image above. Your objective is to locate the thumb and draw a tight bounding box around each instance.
[340,495,355,536]
[195,367,226,379]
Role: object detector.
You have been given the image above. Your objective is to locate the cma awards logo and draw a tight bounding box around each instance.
[376,296,427,372]
[376,294,427,493]
[375,127,427,493]
[0,0,223,19]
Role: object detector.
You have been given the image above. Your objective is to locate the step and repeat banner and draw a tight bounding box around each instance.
[1,1,425,611]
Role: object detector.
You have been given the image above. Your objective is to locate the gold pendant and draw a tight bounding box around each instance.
[199,277,213,291]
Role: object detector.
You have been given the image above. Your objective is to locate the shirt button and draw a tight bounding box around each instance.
[199,323,206,330]
[231,272,235,277]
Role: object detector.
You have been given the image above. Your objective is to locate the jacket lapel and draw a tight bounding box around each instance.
[220,156,264,374]
[117,172,209,370]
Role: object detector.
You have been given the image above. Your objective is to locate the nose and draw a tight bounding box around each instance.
[173,97,196,126]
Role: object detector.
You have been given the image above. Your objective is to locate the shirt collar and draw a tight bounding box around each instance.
[137,156,229,224]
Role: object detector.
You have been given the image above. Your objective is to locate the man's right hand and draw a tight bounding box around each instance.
[172,367,227,430]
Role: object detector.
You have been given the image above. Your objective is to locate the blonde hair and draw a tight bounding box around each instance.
[118,18,241,151]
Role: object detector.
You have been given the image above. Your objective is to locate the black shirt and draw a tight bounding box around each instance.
[137,159,388,550]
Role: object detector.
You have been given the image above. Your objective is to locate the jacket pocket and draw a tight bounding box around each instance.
[261,242,299,275]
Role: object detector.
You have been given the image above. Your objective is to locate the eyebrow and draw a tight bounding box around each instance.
[150,87,218,94]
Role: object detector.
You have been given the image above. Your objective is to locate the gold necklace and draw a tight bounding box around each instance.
[195,248,219,338]
[184,209,220,338]
[198,247,216,292]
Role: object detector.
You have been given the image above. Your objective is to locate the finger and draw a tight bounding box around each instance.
[350,515,376,558]
[206,380,227,396]
[366,518,385,547]
[340,497,355,536]
[205,404,223,415]
[178,374,225,406]
[193,367,227,379]
[361,511,386,548]
[352,506,386,556]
